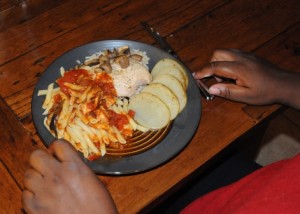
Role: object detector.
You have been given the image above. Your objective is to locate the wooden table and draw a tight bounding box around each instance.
[1,0,300,213]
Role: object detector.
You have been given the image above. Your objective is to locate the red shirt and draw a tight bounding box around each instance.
[181,154,300,214]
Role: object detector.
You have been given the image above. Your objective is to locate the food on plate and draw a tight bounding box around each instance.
[128,92,170,129]
[128,60,189,129]
[151,73,187,112]
[38,46,151,160]
[151,58,189,89]
[79,46,152,97]
[38,46,189,160]
[39,71,138,160]
[110,59,152,97]
[141,83,180,120]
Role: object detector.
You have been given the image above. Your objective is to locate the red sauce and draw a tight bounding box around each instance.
[88,153,100,161]
[93,141,100,149]
[57,69,89,95]
[107,109,129,131]
[94,72,117,97]
[56,68,134,155]
[86,100,98,111]
[53,94,62,104]
[128,109,135,118]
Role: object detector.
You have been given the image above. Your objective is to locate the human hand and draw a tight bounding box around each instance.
[193,49,285,105]
[22,140,117,214]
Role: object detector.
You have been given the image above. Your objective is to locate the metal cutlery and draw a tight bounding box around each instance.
[49,101,63,138]
[141,21,214,100]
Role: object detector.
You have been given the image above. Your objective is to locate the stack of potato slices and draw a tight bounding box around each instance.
[128,58,188,130]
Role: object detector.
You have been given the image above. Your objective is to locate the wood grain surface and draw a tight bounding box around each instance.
[1,0,300,213]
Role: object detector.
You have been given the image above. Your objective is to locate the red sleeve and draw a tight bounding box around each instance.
[181,154,300,214]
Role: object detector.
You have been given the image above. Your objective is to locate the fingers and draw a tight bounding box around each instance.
[23,168,43,192]
[29,149,60,177]
[28,140,84,178]
[193,49,246,80]
[209,83,250,102]
[22,190,35,213]
[22,140,89,213]
[193,61,240,80]
[48,139,83,163]
[210,48,246,62]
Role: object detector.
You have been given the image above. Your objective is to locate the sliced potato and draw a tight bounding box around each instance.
[142,83,180,120]
[151,58,189,90]
[128,92,170,130]
[152,63,186,89]
[152,74,187,112]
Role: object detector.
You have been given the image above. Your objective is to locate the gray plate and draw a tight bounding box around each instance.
[32,40,201,175]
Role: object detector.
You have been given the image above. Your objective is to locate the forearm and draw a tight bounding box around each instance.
[276,70,300,110]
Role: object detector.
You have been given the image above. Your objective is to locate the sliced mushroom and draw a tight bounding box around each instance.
[99,55,109,64]
[130,54,143,62]
[94,67,105,73]
[84,58,99,66]
[105,49,117,59]
[117,45,130,55]
[114,55,130,68]
[100,62,112,73]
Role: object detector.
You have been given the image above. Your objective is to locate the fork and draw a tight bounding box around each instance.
[49,102,63,138]
[140,21,214,100]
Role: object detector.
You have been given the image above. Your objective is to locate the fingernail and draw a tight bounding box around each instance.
[209,87,221,95]
[192,72,196,77]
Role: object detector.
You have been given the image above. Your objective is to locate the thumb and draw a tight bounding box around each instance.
[209,83,249,102]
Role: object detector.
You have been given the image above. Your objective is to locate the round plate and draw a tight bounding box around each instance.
[32,40,201,175]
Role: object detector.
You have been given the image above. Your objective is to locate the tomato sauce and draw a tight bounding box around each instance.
[128,109,135,118]
[53,94,62,104]
[95,72,117,97]
[107,110,129,131]
[56,68,134,154]
[57,69,89,95]
[88,153,100,161]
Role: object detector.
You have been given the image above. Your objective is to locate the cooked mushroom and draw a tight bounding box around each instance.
[84,58,99,66]
[100,62,112,73]
[114,55,130,68]
[130,54,143,62]
[99,55,109,64]
[117,46,130,55]
[104,49,117,59]
[94,67,105,73]
[79,65,92,70]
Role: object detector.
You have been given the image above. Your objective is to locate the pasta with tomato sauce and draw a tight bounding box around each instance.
[39,70,141,160]
[38,46,153,160]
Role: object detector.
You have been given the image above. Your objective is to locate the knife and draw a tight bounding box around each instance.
[141,21,214,100]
